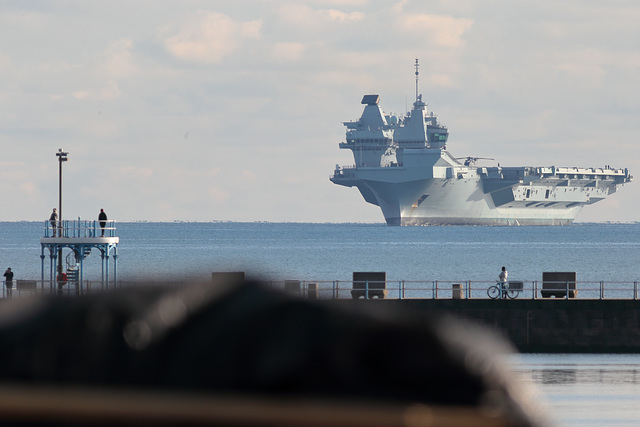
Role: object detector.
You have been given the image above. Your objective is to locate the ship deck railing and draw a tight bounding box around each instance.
[2,279,640,300]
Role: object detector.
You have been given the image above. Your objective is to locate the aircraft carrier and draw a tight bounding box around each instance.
[331,60,632,225]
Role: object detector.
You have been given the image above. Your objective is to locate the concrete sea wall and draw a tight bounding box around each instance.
[336,299,640,353]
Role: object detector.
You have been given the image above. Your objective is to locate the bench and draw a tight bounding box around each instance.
[541,272,578,298]
[351,272,387,299]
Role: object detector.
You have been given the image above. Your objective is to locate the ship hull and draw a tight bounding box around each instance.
[331,80,631,226]
[332,162,627,226]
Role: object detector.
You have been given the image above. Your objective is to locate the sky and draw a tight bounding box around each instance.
[1,0,638,223]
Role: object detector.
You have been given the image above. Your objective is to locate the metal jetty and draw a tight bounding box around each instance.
[34,147,119,293]
[40,219,119,289]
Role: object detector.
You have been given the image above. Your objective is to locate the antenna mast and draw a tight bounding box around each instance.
[414,58,420,102]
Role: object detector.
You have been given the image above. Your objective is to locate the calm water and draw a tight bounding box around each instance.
[1,221,640,425]
[2,221,638,283]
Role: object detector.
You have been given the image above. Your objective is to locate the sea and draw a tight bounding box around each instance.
[1,221,640,425]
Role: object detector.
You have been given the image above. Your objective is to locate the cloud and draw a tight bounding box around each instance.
[240,169,257,183]
[314,0,368,5]
[324,9,364,22]
[0,52,11,69]
[69,80,120,101]
[119,166,155,180]
[20,181,38,195]
[397,14,473,47]
[277,4,364,28]
[273,42,305,62]
[98,80,122,100]
[102,38,137,78]
[162,11,262,64]
[208,186,229,202]
[72,91,90,100]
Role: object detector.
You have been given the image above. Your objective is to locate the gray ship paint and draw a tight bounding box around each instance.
[331,60,631,226]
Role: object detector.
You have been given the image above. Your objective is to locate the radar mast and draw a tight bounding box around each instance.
[414,58,420,103]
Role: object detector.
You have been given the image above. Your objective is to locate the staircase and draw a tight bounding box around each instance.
[66,267,79,282]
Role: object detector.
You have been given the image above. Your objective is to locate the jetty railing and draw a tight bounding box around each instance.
[2,279,640,300]
[43,219,117,238]
[281,280,640,301]
[0,279,123,299]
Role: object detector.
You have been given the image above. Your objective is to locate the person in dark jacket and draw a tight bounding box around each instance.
[98,209,107,237]
[49,208,58,237]
[3,268,13,295]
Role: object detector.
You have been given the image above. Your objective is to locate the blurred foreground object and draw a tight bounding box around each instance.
[0,279,551,426]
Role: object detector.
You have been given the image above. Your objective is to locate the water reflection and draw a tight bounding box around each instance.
[538,369,576,385]
[530,368,640,385]
[506,354,640,427]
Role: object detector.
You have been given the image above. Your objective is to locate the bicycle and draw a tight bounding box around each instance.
[487,281,520,299]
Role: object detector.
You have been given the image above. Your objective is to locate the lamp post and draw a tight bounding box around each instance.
[55,149,68,274]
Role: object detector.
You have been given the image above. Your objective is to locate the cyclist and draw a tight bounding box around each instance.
[498,266,508,299]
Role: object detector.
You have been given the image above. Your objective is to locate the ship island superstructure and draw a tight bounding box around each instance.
[331,60,632,225]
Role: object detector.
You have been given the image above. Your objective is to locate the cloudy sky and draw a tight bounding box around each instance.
[1,0,638,223]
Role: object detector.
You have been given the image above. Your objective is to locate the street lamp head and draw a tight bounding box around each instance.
[56,148,69,162]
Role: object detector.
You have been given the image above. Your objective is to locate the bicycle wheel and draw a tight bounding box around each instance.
[487,286,500,299]
[507,289,519,299]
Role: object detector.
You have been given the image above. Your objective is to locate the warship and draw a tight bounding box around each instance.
[331,60,632,225]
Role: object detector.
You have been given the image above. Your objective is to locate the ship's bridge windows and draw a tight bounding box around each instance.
[427,133,448,143]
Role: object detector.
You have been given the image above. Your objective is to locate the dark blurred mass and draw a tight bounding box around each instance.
[0,278,551,426]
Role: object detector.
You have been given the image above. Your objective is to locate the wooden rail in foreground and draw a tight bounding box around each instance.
[0,384,511,426]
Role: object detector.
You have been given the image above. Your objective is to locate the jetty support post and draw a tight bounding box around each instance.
[40,253,45,290]
[105,253,109,289]
[113,249,117,289]
[101,251,105,288]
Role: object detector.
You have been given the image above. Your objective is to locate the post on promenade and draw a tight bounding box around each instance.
[55,149,68,275]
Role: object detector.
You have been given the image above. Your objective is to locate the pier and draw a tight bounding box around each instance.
[282,279,640,353]
[1,271,640,352]
[337,298,640,353]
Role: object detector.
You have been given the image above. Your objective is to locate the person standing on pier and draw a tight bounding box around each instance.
[3,268,13,295]
[98,209,107,237]
[499,266,508,299]
[49,208,57,237]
